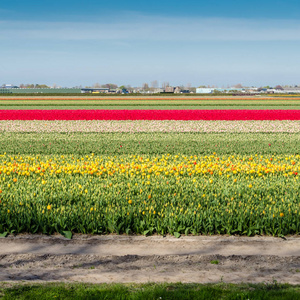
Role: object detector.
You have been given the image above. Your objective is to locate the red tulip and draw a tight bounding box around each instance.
[1,110,300,120]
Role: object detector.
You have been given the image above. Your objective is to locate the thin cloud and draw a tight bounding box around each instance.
[1,16,300,42]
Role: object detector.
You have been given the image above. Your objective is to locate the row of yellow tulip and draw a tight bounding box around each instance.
[0,153,299,236]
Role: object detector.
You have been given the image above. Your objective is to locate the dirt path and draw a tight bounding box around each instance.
[0,235,299,284]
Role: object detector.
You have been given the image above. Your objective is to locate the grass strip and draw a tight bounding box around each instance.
[1,132,300,155]
[2,98,300,104]
[3,102,300,105]
[0,282,299,299]
[2,100,300,104]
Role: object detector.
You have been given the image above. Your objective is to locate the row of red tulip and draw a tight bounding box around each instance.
[0,110,300,120]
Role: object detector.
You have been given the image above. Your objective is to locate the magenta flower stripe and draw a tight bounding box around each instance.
[1,110,300,120]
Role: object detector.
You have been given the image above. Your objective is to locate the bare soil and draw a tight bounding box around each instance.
[0,235,299,284]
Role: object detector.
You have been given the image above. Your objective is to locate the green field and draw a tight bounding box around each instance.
[2,98,300,104]
[1,98,300,104]
[1,282,299,300]
[1,97,300,109]
[0,132,299,155]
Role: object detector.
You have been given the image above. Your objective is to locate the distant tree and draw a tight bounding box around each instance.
[142,83,149,90]
[101,83,118,89]
[198,85,207,88]
[93,83,101,88]
[233,83,243,88]
[151,80,158,88]
[118,85,126,90]
[162,82,169,89]
[35,84,49,88]
[274,85,283,90]
[213,89,223,94]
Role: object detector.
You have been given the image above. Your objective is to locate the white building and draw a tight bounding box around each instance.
[196,88,244,94]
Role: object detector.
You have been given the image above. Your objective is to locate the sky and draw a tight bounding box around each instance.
[1,0,300,87]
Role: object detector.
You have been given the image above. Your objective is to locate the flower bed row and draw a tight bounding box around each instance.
[1,153,299,236]
[2,120,300,132]
[2,110,300,120]
[2,97,299,101]
[1,132,299,156]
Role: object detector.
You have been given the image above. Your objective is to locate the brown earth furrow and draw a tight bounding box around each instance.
[0,235,299,284]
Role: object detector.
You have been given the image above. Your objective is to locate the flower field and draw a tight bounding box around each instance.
[2,120,300,133]
[1,153,299,236]
[0,97,299,236]
[2,109,300,120]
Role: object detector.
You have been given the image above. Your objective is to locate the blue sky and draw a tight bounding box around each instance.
[1,0,300,87]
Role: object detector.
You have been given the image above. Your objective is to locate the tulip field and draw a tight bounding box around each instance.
[3,109,300,120]
[0,96,300,236]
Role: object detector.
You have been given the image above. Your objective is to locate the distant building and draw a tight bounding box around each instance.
[81,88,109,93]
[174,87,190,93]
[2,84,19,89]
[0,87,82,94]
[174,87,181,93]
[283,87,300,93]
[153,88,165,93]
[268,87,300,94]
[165,86,175,93]
[196,88,214,94]
[196,88,244,94]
